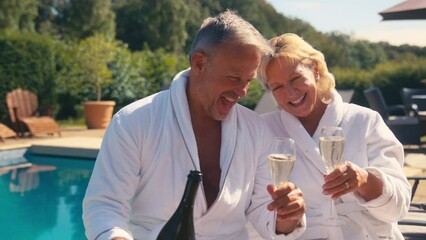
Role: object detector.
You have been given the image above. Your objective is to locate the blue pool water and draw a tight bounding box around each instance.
[0,150,94,240]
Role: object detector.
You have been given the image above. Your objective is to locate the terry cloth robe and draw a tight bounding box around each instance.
[83,69,306,240]
[262,90,411,240]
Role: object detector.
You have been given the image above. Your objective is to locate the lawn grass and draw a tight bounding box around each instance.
[57,117,86,128]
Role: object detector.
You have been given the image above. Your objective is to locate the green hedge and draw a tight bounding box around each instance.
[333,56,426,107]
[0,33,57,124]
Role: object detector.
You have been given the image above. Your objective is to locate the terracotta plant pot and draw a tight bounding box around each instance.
[83,101,116,129]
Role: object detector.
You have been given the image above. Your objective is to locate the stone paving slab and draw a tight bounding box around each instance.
[30,136,102,159]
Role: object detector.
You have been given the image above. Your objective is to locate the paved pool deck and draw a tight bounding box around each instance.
[0,127,104,158]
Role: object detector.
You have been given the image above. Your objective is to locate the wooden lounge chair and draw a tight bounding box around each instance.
[0,123,17,142]
[6,88,61,137]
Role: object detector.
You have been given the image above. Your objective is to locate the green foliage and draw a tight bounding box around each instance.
[370,56,426,105]
[1,0,426,121]
[135,47,189,94]
[0,32,57,123]
[61,0,115,40]
[56,34,115,101]
[0,0,38,33]
[114,0,189,52]
[104,44,189,111]
[55,38,189,115]
[333,56,426,106]
[22,0,117,40]
[239,79,265,110]
[80,35,115,101]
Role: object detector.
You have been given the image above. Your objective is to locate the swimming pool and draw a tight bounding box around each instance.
[0,149,94,240]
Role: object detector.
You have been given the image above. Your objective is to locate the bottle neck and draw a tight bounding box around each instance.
[181,171,202,207]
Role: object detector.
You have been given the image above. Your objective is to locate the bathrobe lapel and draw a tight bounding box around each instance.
[170,69,201,171]
[169,69,239,215]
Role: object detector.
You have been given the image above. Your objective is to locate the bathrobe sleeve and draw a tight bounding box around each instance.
[352,111,411,223]
[83,109,144,240]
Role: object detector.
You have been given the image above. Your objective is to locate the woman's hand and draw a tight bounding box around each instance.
[322,161,383,201]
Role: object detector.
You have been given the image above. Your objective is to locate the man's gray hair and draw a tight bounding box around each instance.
[189,10,271,62]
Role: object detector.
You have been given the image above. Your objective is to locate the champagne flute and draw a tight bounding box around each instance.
[268,137,296,238]
[319,126,345,226]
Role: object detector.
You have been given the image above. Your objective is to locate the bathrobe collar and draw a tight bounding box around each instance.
[169,68,237,187]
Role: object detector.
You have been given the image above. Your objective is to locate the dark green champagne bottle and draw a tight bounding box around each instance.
[157,170,202,240]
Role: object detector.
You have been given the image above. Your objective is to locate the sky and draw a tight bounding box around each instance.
[266,0,426,47]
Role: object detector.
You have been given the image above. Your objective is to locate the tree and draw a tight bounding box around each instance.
[114,0,189,52]
[61,0,115,40]
[350,40,387,70]
[57,35,115,101]
[35,0,64,36]
[0,0,38,32]
[81,35,115,101]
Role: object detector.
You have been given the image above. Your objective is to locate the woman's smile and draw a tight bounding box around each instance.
[290,94,306,105]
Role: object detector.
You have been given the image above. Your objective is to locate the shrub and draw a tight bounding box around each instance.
[0,33,56,123]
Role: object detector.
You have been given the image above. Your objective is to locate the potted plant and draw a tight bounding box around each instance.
[77,34,116,129]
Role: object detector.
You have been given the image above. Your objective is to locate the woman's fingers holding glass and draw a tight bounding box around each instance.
[322,161,369,199]
[329,180,354,199]
[322,162,351,194]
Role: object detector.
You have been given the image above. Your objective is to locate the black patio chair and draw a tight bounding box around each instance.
[399,176,426,239]
[364,87,407,118]
[401,88,426,115]
[363,87,423,150]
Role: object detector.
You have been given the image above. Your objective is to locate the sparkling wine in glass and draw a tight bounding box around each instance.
[268,137,296,238]
[319,126,345,226]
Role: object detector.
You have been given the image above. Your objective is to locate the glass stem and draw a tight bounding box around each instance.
[272,210,277,240]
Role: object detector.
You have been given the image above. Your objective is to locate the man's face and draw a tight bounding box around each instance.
[190,44,261,121]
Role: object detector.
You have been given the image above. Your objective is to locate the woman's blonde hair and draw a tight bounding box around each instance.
[259,33,335,103]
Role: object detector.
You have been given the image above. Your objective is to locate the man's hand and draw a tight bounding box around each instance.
[267,182,306,234]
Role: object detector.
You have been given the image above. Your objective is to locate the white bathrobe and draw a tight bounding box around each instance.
[262,90,411,240]
[83,69,306,240]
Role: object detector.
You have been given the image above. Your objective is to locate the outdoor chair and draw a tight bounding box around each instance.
[363,87,423,149]
[363,87,407,119]
[0,123,17,142]
[401,88,426,115]
[398,176,426,239]
[6,88,61,137]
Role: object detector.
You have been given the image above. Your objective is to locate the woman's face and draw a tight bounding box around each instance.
[266,57,322,119]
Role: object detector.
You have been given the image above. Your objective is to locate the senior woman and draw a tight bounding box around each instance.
[259,33,411,240]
